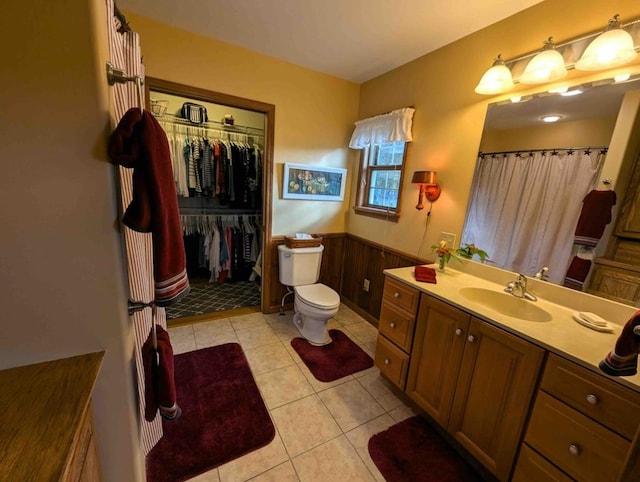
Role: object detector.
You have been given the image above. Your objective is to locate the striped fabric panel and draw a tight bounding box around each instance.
[106,0,164,455]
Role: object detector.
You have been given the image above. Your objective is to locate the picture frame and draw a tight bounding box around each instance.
[283,163,347,201]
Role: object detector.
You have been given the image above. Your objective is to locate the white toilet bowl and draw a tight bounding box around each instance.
[293,283,340,345]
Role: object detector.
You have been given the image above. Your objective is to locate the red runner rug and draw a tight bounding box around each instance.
[291,329,373,382]
[368,416,482,481]
[146,343,275,482]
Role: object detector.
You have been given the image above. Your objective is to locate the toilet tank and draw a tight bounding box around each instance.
[278,244,324,286]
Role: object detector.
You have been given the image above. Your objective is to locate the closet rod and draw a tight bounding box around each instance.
[159,113,264,135]
[180,211,263,216]
[479,146,608,157]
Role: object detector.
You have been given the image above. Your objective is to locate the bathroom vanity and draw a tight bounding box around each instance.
[376,264,640,482]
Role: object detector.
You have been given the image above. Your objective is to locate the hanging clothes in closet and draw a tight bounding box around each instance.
[181,214,262,284]
[158,118,263,209]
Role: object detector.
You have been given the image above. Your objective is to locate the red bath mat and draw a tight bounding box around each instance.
[368,416,482,482]
[291,329,373,382]
[145,343,275,482]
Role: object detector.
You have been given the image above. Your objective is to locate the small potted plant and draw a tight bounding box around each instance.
[456,243,489,263]
[430,240,459,272]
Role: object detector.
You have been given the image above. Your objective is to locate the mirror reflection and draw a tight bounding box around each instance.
[461,77,640,289]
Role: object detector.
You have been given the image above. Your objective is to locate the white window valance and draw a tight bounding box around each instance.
[348,107,415,149]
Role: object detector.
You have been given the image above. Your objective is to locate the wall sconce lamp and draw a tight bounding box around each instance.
[475,14,640,95]
[412,170,441,210]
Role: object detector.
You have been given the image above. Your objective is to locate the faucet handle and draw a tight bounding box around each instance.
[504,281,515,293]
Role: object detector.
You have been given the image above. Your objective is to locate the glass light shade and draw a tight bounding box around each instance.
[520,49,567,84]
[475,57,514,95]
[575,27,637,71]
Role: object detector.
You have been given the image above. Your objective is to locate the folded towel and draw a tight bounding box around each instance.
[108,109,190,306]
[415,265,437,284]
[599,310,640,377]
[142,324,181,421]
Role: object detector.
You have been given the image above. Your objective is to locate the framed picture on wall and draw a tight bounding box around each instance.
[283,163,347,201]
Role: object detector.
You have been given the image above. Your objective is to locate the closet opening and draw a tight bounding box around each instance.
[145,78,274,325]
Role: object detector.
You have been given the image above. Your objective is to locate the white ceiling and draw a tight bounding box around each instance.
[119,0,544,83]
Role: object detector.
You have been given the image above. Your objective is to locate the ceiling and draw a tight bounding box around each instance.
[119,0,544,83]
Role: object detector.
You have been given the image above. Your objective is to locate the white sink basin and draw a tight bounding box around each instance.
[458,287,552,322]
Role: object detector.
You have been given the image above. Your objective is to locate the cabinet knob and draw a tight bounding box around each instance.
[394,292,400,298]
[389,322,396,329]
[384,358,391,365]
[467,335,475,343]
[586,394,599,405]
[568,444,580,456]
[455,328,463,336]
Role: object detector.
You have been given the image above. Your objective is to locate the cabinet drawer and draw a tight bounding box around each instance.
[375,335,409,389]
[541,353,640,440]
[379,301,415,352]
[512,444,573,482]
[525,391,629,482]
[382,277,419,314]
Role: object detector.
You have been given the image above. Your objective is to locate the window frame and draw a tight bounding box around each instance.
[353,142,409,222]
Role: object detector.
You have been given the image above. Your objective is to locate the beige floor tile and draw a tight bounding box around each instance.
[333,305,365,326]
[271,394,342,457]
[345,414,397,482]
[217,432,289,482]
[343,322,379,344]
[236,324,280,349]
[193,318,234,338]
[357,372,404,412]
[285,341,303,362]
[187,468,220,481]
[195,330,240,350]
[327,318,342,331]
[169,325,197,354]
[244,341,295,376]
[318,380,385,432]
[361,340,377,358]
[269,319,301,342]
[292,436,375,482]
[255,365,315,409]
[296,360,354,393]
[248,461,299,481]
[352,364,380,380]
[388,403,418,423]
[230,312,269,331]
[264,311,293,325]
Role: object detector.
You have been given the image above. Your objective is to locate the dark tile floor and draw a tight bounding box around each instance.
[166,278,261,319]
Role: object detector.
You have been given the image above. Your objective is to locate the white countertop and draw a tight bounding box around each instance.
[384,264,640,393]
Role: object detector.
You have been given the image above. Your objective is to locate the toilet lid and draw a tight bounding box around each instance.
[295,284,340,310]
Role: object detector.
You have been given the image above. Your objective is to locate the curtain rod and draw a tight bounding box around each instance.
[479,146,608,157]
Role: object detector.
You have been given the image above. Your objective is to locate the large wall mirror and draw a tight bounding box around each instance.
[460,75,640,293]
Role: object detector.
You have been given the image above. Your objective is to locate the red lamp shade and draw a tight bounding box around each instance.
[411,170,441,210]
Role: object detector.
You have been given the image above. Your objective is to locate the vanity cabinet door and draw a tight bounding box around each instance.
[405,295,471,427]
[448,317,544,482]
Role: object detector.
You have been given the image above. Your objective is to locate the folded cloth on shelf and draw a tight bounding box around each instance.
[142,324,181,421]
[599,310,640,377]
[574,190,617,246]
[415,265,437,284]
[108,108,190,306]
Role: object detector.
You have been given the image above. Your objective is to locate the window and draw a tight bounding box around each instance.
[354,141,407,221]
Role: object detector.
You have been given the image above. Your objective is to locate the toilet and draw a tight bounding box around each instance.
[278,244,340,345]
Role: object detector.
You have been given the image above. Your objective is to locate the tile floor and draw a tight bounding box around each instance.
[167,305,418,482]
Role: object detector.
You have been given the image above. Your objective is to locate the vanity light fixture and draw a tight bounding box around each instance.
[615,73,632,82]
[412,170,441,210]
[520,38,567,84]
[575,15,638,71]
[474,55,515,95]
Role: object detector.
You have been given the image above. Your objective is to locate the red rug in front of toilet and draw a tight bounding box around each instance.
[291,329,373,382]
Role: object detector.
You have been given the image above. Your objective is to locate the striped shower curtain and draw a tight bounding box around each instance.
[106,0,164,454]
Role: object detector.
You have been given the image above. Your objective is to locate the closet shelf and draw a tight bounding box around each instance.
[158,113,264,136]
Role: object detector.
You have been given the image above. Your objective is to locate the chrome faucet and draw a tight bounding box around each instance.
[504,273,537,301]
[534,266,549,281]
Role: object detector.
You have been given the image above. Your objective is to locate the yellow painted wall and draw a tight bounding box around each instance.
[0,0,142,480]
[351,0,640,257]
[125,12,360,236]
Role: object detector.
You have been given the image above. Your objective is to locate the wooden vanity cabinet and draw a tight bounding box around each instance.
[405,292,544,481]
[374,277,420,389]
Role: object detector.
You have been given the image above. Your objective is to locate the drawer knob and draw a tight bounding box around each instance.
[384,358,391,365]
[455,328,463,336]
[394,292,400,298]
[586,394,599,405]
[568,444,580,456]
[468,335,476,343]
[390,322,396,329]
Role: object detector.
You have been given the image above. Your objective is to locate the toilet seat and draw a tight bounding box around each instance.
[294,284,340,310]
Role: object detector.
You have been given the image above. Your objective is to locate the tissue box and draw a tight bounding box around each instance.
[284,235,322,248]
